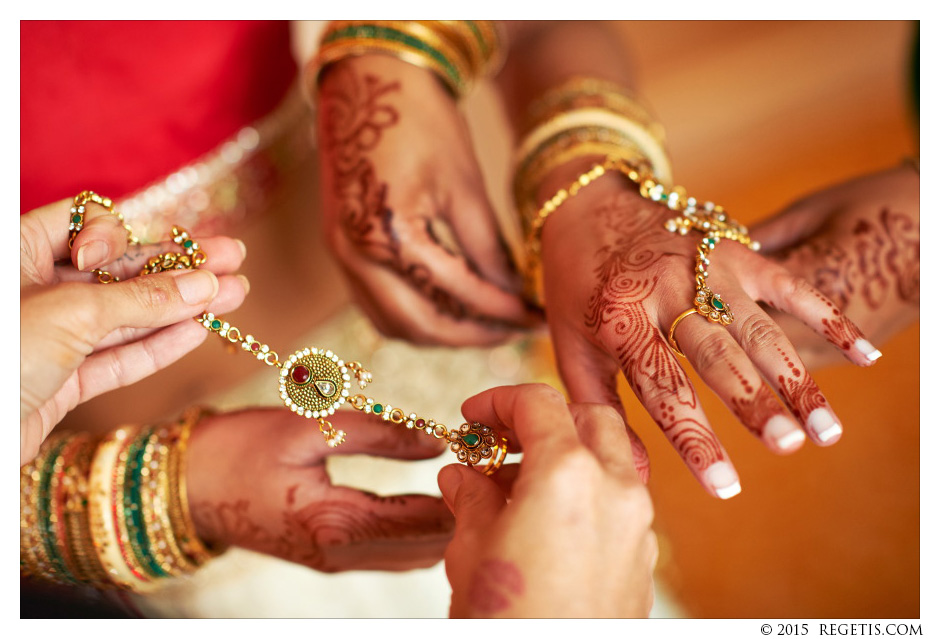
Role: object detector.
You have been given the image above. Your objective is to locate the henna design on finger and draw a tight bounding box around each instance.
[320,68,497,324]
[724,362,788,438]
[275,485,452,570]
[775,346,827,422]
[468,559,524,615]
[663,417,724,472]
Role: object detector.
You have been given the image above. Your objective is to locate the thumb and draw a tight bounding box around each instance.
[553,335,651,482]
[438,464,505,529]
[84,269,219,340]
[749,196,827,254]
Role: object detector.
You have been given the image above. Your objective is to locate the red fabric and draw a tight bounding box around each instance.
[20,20,297,214]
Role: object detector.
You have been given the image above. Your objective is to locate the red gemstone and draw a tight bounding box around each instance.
[250,343,260,352]
[415,419,426,429]
[290,365,311,385]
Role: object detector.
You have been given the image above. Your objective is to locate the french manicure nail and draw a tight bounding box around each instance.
[177,270,218,305]
[855,338,883,362]
[806,407,842,444]
[703,461,741,499]
[764,415,806,451]
[76,240,108,271]
[237,274,251,294]
[235,239,247,259]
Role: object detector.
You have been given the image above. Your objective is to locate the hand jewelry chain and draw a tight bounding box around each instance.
[69,190,508,475]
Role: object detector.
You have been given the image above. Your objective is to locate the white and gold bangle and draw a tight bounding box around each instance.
[87,426,156,591]
[514,108,673,187]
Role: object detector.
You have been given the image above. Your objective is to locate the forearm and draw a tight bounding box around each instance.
[496,21,637,138]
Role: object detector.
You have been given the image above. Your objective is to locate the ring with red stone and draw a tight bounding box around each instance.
[447,422,508,475]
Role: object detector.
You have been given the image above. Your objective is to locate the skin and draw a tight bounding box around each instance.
[538,164,878,496]
[20,198,249,464]
[440,384,657,618]
[752,164,919,369]
[186,408,455,573]
[316,56,539,346]
[311,22,883,497]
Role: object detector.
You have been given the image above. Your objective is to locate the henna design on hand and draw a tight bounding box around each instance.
[783,208,919,311]
[275,485,452,570]
[467,559,524,616]
[319,67,484,322]
[582,194,697,411]
[189,499,274,549]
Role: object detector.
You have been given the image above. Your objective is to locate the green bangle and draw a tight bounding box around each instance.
[123,426,169,579]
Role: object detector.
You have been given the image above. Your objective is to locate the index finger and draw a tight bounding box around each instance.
[460,384,581,469]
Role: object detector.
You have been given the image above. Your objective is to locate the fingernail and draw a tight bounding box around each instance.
[235,239,247,259]
[176,270,219,305]
[855,338,883,362]
[806,407,842,444]
[437,464,463,511]
[237,274,251,294]
[703,461,741,499]
[76,240,109,271]
[763,415,806,452]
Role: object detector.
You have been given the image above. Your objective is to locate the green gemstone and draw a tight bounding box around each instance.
[210,319,222,330]
[711,297,724,310]
[183,239,194,249]
[71,214,82,224]
[372,404,383,414]
[461,433,481,447]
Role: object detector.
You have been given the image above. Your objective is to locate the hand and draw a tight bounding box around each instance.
[315,55,539,346]
[537,160,881,497]
[20,197,250,463]
[751,164,919,369]
[186,408,454,573]
[438,384,657,618]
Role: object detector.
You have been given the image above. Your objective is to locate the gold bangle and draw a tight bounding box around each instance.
[20,434,69,582]
[88,426,155,591]
[169,408,225,566]
[61,434,112,586]
[149,425,200,575]
[309,21,474,97]
[20,448,47,578]
[112,426,158,583]
[522,77,666,142]
[43,435,81,585]
[514,126,651,237]
[514,108,673,188]
[435,20,504,77]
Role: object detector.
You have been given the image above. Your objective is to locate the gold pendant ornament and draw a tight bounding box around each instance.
[70,191,508,475]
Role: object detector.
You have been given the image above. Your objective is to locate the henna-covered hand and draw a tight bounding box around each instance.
[751,164,919,369]
[536,160,881,498]
[20,198,249,463]
[186,408,455,573]
[315,56,539,346]
[439,384,657,618]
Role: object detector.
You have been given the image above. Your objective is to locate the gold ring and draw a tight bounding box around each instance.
[667,308,699,358]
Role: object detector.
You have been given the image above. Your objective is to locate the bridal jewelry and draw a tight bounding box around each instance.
[69,191,508,475]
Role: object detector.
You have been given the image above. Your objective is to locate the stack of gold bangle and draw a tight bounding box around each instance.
[307,20,503,98]
[20,408,224,591]
[512,77,673,305]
